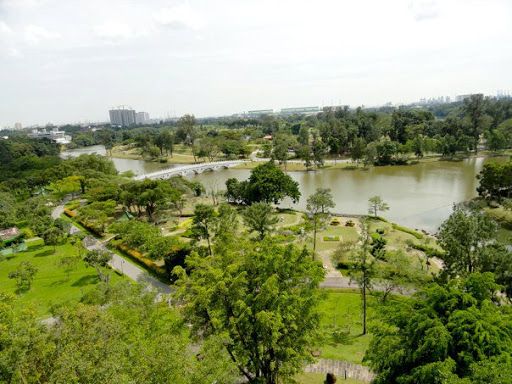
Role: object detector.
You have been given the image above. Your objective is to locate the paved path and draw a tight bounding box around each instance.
[52,197,172,295]
[304,359,375,383]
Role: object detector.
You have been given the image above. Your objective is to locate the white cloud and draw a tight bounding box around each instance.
[0,21,14,38]
[7,47,20,57]
[93,21,153,40]
[25,25,60,44]
[154,4,205,30]
[409,0,440,21]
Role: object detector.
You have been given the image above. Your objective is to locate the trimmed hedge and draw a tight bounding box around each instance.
[371,216,389,223]
[392,223,423,239]
[323,236,340,242]
[408,242,445,258]
[114,243,168,279]
[63,203,79,218]
[64,204,107,237]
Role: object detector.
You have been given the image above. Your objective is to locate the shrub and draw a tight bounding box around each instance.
[407,241,445,258]
[330,217,341,226]
[392,223,423,239]
[114,243,168,279]
[345,220,355,227]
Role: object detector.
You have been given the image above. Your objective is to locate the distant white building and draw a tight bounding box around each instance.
[14,123,22,130]
[136,111,150,125]
[109,106,136,127]
[28,128,71,144]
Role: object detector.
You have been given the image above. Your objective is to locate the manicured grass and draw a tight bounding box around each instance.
[296,372,366,384]
[0,241,122,315]
[302,225,360,252]
[314,290,374,364]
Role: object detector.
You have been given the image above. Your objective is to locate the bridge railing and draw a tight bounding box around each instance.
[134,160,250,180]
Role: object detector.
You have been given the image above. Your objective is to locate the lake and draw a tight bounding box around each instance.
[62,146,510,233]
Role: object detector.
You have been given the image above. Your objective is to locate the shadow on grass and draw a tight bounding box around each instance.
[35,249,56,257]
[72,274,99,287]
[49,278,68,287]
[24,244,45,252]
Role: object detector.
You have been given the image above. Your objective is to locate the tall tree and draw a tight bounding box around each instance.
[349,221,376,335]
[192,204,216,256]
[174,239,324,384]
[367,195,389,218]
[307,188,336,253]
[364,273,512,384]
[245,162,301,204]
[463,94,487,153]
[242,202,278,240]
[83,249,113,283]
[438,205,499,277]
[8,261,39,292]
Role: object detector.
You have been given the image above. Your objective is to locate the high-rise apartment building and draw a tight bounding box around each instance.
[14,123,22,130]
[109,106,136,127]
[136,112,150,125]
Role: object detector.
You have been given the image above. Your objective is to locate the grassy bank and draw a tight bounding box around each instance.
[0,241,122,315]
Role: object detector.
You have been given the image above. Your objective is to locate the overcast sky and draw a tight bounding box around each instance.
[0,0,511,126]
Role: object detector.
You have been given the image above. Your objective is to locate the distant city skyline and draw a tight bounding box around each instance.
[0,0,511,126]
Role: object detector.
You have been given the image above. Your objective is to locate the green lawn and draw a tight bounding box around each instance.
[314,290,374,364]
[302,225,360,252]
[0,241,122,315]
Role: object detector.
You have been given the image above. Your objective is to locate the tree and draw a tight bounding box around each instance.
[174,239,324,384]
[463,94,487,153]
[307,188,335,253]
[298,125,309,146]
[476,161,512,200]
[43,227,66,252]
[363,142,377,167]
[245,162,301,204]
[349,222,376,335]
[192,204,216,256]
[438,204,499,277]
[376,250,429,302]
[411,135,424,159]
[364,273,512,383]
[8,261,39,292]
[367,195,389,218]
[351,137,366,165]
[312,139,326,168]
[176,114,196,146]
[154,130,174,156]
[295,145,312,169]
[59,256,79,281]
[242,202,278,240]
[0,283,239,383]
[84,249,113,283]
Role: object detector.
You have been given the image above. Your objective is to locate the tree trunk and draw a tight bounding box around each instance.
[313,217,317,255]
[362,277,367,335]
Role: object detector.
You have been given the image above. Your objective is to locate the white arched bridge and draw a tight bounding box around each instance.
[134,160,251,181]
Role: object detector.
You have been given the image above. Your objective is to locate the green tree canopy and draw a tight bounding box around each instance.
[174,239,324,383]
[364,273,512,383]
[242,202,278,240]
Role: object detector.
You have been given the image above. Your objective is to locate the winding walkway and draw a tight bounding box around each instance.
[52,197,172,295]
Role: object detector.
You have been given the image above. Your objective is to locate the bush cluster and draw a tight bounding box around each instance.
[114,243,167,279]
[392,223,423,239]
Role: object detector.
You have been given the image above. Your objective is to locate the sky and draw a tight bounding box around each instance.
[0,0,511,126]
